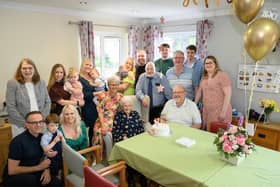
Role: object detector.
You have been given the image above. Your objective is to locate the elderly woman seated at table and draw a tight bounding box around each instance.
[160,85,201,128]
[58,104,88,151]
[112,96,145,143]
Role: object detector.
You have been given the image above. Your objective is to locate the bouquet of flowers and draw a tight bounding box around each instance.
[213,126,255,159]
[259,98,279,114]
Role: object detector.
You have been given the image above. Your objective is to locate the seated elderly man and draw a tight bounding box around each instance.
[136,62,172,124]
[160,85,201,128]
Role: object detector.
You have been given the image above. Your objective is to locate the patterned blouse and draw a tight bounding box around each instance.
[93,92,123,145]
[112,111,145,143]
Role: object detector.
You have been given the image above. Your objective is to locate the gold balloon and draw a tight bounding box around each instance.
[244,18,280,61]
[232,0,264,24]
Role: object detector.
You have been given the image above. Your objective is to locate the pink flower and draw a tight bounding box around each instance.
[219,134,228,142]
[222,142,233,153]
[236,136,245,146]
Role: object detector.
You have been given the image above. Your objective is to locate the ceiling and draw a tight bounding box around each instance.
[0,0,234,22]
[0,0,278,22]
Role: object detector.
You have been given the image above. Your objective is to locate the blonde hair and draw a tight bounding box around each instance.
[79,58,93,75]
[125,57,135,72]
[60,104,82,137]
[66,67,79,80]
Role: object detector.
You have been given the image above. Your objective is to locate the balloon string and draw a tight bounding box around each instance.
[246,61,259,124]
[243,24,248,124]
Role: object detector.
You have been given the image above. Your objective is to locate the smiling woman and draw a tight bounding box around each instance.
[5,58,51,137]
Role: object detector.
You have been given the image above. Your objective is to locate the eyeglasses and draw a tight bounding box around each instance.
[26,120,45,125]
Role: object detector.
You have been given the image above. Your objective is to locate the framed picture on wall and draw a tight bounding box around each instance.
[237,64,280,93]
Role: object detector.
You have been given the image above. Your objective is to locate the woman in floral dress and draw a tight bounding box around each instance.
[195,55,232,131]
[93,75,123,146]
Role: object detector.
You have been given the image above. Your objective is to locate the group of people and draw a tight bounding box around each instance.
[3,43,232,187]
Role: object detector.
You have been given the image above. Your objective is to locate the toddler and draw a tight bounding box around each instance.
[40,113,63,179]
[64,67,85,106]
[89,68,106,96]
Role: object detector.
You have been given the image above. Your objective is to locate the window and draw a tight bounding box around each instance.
[94,32,127,79]
[154,31,196,60]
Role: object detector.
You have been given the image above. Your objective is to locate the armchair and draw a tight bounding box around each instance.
[62,142,126,187]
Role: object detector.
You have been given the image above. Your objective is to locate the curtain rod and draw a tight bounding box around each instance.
[68,21,128,28]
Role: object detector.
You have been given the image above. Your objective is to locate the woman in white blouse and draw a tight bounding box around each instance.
[6,58,51,137]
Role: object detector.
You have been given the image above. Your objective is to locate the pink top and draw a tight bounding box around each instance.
[200,71,232,129]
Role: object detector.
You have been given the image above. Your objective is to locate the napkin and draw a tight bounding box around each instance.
[176,137,196,147]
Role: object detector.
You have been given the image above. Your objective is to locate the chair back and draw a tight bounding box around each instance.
[84,166,117,187]
[124,95,149,123]
[209,121,229,134]
[62,142,87,178]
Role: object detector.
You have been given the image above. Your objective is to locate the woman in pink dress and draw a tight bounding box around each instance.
[195,55,232,131]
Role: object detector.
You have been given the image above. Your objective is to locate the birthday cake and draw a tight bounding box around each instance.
[152,123,170,136]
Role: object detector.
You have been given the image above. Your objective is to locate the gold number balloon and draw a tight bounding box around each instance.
[232,0,264,24]
[244,18,280,61]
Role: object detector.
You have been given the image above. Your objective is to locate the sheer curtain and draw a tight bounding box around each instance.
[79,21,95,65]
[196,19,213,60]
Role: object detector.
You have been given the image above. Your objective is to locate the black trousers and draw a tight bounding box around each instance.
[3,172,61,187]
[149,105,164,124]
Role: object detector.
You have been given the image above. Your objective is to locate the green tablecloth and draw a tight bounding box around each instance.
[109,124,280,187]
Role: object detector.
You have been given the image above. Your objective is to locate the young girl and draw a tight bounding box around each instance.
[64,68,85,106]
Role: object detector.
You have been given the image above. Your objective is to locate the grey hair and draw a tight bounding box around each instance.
[173,85,186,93]
[120,96,133,106]
[173,50,185,57]
[145,61,156,72]
[107,75,121,85]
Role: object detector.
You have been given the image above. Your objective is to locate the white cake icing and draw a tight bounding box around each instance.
[152,123,170,136]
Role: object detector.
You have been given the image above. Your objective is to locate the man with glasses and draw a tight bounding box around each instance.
[3,111,61,187]
[160,85,201,128]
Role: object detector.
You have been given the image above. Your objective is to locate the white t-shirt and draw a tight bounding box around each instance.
[25,82,39,111]
[161,98,201,126]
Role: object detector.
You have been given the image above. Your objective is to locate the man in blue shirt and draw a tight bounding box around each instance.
[184,45,203,97]
[136,62,172,124]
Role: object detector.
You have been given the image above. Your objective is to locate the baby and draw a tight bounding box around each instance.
[64,67,85,106]
[40,113,64,179]
[89,68,106,96]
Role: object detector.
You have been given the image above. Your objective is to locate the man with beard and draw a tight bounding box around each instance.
[160,85,201,128]
[134,50,147,87]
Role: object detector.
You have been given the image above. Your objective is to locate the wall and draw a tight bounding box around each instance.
[207,14,280,122]
[0,7,136,108]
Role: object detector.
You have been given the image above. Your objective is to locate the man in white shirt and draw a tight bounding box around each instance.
[161,85,201,128]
